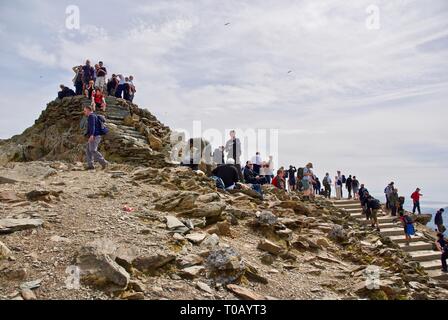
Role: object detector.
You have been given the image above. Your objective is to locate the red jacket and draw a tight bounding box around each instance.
[411,191,421,202]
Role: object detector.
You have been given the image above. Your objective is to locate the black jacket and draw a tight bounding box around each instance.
[212,164,239,188]
[243,166,258,184]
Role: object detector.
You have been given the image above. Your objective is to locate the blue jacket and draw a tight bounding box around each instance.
[86,113,101,137]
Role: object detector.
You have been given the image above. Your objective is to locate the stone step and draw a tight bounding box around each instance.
[388,235,425,244]
[380,227,406,237]
[361,216,396,224]
[378,222,400,229]
[408,250,441,262]
[333,202,360,208]
[398,241,433,252]
[420,260,443,271]
[426,270,448,281]
[107,115,126,121]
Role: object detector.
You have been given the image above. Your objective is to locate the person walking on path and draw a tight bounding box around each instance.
[400,212,415,245]
[225,130,243,181]
[384,182,394,211]
[345,175,353,199]
[84,106,109,170]
[366,195,381,231]
[435,233,448,273]
[388,188,399,216]
[322,173,332,199]
[411,188,423,214]
[352,176,360,200]
[435,209,446,233]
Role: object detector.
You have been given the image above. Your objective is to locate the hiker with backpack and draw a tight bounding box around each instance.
[435,233,448,273]
[345,175,353,199]
[400,212,415,244]
[301,163,315,199]
[366,195,381,231]
[359,187,371,221]
[435,209,446,233]
[322,173,332,199]
[83,106,109,170]
[411,188,423,214]
[352,176,360,200]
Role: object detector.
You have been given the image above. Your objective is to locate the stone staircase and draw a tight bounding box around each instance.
[331,199,447,281]
[98,97,172,168]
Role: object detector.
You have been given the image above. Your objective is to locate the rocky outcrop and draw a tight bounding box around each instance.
[0,96,172,168]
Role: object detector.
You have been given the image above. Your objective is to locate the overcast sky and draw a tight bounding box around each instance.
[0,0,447,206]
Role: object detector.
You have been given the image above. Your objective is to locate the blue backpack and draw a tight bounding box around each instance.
[96,115,109,136]
[211,176,225,190]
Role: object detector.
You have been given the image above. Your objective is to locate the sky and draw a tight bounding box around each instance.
[0,0,447,207]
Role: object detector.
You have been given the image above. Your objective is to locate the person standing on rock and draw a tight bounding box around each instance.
[352,176,360,200]
[388,188,399,216]
[288,165,297,191]
[251,152,263,175]
[129,75,136,102]
[384,182,394,211]
[95,61,107,93]
[82,60,95,92]
[213,146,225,166]
[72,65,84,95]
[411,188,423,215]
[225,130,243,181]
[84,106,109,170]
[313,176,321,195]
[435,209,446,233]
[335,175,342,200]
[115,74,126,99]
[107,74,119,96]
[323,173,332,199]
[346,175,353,199]
[302,163,315,200]
[435,233,448,273]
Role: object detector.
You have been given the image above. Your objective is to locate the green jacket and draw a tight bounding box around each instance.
[389,192,399,206]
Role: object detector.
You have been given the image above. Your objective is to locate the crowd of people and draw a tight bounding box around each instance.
[58,59,137,110]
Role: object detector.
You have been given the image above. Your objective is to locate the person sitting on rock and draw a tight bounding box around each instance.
[435,232,448,273]
[92,87,107,112]
[211,158,240,190]
[243,161,268,185]
[57,85,76,100]
[272,169,286,190]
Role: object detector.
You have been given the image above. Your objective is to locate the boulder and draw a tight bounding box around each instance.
[184,202,226,218]
[206,247,245,284]
[154,191,199,212]
[226,284,265,300]
[0,218,44,234]
[165,216,189,234]
[202,234,220,248]
[257,239,285,256]
[185,233,207,244]
[0,191,22,203]
[176,254,204,268]
[256,211,278,226]
[132,252,176,273]
[179,266,206,279]
[75,240,130,291]
[0,241,12,260]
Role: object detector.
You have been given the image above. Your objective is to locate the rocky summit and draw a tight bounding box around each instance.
[0,97,448,301]
[0,96,172,168]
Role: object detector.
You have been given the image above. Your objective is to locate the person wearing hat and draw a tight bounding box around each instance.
[435,208,446,233]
